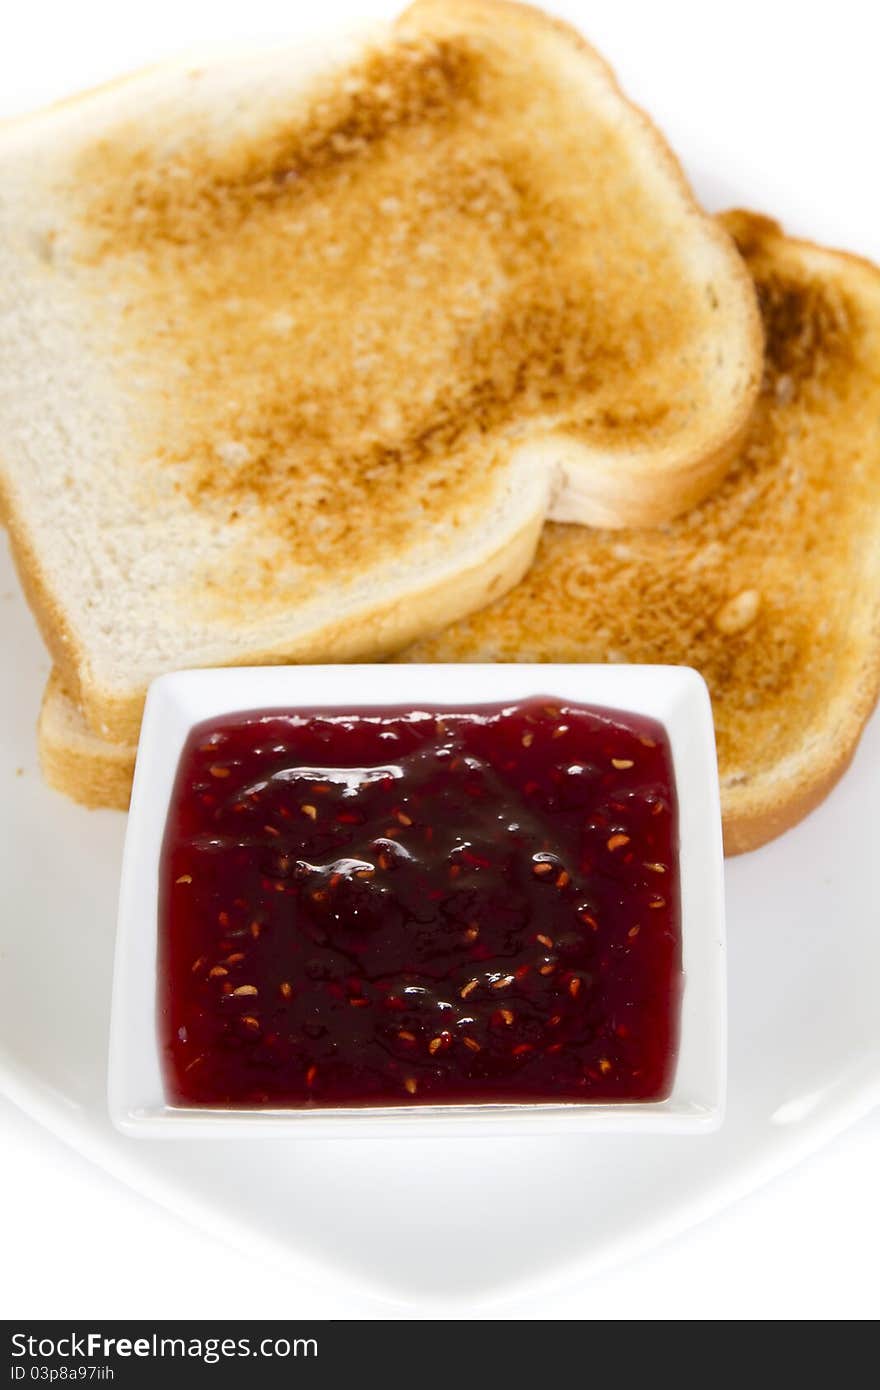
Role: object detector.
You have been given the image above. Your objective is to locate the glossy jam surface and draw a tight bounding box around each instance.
[159,698,681,1108]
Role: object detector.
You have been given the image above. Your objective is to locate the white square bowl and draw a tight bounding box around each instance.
[109,664,726,1137]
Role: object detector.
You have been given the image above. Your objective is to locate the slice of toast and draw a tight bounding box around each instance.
[1,0,759,745]
[402,212,880,853]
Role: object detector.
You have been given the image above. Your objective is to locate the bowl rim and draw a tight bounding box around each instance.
[108,663,726,1138]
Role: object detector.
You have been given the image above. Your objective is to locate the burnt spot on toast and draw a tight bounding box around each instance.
[757,272,856,393]
[79,38,483,253]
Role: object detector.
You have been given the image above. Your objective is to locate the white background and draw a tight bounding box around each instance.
[1,0,878,1320]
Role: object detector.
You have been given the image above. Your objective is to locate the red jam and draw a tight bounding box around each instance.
[159,698,681,1108]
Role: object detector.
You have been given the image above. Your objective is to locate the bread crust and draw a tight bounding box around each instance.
[0,472,89,715]
[38,671,134,811]
[721,737,863,856]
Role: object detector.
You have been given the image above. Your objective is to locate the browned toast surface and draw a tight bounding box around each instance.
[72,3,755,591]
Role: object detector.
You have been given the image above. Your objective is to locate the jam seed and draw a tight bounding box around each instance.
[535,933,554,948]
[539,963,555,976]
[397,1030,416,1043]
[224,952,245,964]
[300,804,318,820]
[395,810,413,826]
[428,1035,447,1055]
[208,966,228,979]
[611,758,634,770]
[644,862,667,873]
[598,1057,612,1075]
[532,861,554,877]
[628,925,641,938]
[460,979,479,999]
[175,874,193,885]
[556,870,570,888]
[404,1077,418,1096]
[512,1043,533,1057]
[492,974,515,990]
[463,924,480,943]
[463,1037,481,1052]
[579,911,599,930]
[249,921,262,939]
[568,976,582,998]
[264,823,281,837]
[240,1015,260,1034]
[648,896,667,909]
[191,955,207,974]
[217,911,230,927]
[232,984,258,997]
[279,982,293,1000]
[306,1065,317,1087]
[497,1008,514,1026]
[209,765,231,778]
[552,725,569,738]
[606,833,631,852]
[521,732,534,748]
[549,1014,562,1027]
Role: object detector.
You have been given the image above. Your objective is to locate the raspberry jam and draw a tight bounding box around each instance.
[159,699,681,1108]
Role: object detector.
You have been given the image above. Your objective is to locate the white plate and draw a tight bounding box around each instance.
[1,534,878,1311]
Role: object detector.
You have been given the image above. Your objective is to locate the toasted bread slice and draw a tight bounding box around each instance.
[39,669,135,811]
[1,0,759,744]
[402,212,880,853]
